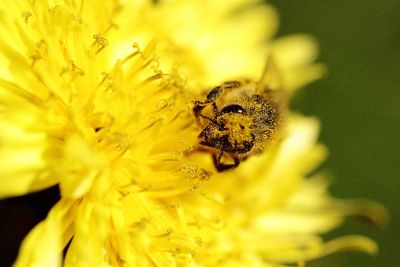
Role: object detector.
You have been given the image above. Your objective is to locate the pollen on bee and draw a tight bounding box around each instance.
[192,78,283,171]
[222,113,254,145]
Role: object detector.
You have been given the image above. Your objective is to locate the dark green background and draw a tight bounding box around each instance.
[269,1,400,266]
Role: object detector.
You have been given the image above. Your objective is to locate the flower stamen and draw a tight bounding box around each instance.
[92,33,108,54]
[21,11,32,23]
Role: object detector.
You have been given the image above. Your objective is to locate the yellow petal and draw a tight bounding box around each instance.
[273,35,327,90]
[0,120,50,198]
[14,199,78,267]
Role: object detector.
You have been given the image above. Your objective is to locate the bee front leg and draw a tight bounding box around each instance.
[213,150,240,172]
[193,85,222,117]
[193,81,243,118]
[212,102,218,113]
[193,100,206,117]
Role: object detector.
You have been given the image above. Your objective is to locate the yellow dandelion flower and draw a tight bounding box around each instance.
[0,0,386,266]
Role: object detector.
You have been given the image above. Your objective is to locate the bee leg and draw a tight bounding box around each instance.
[194,81,246,126]
[198,114,220,127]
[205,86,223,103]
[213,151,240,172]
[212,102,218,113]
[193,100,206,117]
[221,80,242,89]
[193,81,244,117]
[205,81,242,104]
[193,86,222,116]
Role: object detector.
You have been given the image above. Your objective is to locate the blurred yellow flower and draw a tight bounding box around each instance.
[0,0,385,266]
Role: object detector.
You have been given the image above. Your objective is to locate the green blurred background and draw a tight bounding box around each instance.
[269,0,400,266]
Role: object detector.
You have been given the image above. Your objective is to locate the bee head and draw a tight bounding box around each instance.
[199,104,255,154]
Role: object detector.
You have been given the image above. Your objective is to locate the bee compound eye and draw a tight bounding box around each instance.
[220,104,245,115]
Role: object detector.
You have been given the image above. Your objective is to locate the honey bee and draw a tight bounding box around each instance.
[193,59,285,172]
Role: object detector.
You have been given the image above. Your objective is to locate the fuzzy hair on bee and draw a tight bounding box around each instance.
[192,58,285,172]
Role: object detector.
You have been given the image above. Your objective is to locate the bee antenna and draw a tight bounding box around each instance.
[257,55,273,85]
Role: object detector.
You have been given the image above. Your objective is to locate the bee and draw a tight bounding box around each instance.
[193,59,285,172]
